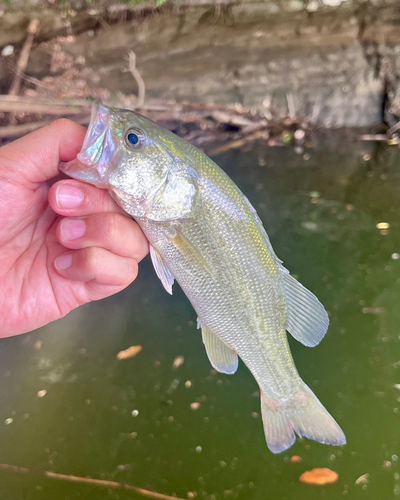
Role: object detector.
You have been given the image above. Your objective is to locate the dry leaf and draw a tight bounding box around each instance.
[116,345,142,360]
[299,468,338,485]
[290,455,302,463]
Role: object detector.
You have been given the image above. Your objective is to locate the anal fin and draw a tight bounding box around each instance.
[200,321,238,375]
[150,245,174,295]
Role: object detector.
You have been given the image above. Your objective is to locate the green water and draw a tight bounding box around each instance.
[0,136,400,499]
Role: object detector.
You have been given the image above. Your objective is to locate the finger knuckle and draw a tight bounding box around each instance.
[83,247,102,272]
[103,212,121,240]
[48,118,72,134]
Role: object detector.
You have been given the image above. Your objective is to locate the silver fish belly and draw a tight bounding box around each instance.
[61,103,346,453]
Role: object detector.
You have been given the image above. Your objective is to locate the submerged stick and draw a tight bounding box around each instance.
[0,463,185,500]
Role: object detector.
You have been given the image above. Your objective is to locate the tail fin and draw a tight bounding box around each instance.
[260,385,346,454]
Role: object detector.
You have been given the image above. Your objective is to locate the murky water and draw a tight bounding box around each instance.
[0,136,400,499]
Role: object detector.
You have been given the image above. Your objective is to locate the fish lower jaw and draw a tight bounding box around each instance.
[60,159,105,187]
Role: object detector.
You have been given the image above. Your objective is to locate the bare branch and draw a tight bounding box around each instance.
[128,51,146,107]
[387,121,400,137]
[0,121,51,138]
[8,19,40,96]
[0,96,91,115]
[0,463,186,500]
[286,92,296,121]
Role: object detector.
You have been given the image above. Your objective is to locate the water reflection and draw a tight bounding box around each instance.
[0,137,399,499]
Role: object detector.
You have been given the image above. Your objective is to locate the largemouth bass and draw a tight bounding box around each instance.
[61,103,345,453]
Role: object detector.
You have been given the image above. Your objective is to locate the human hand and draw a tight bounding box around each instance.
[0,119,149,337]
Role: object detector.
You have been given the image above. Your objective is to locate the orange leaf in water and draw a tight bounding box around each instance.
[299,468,338,485]
[116,345,142,360]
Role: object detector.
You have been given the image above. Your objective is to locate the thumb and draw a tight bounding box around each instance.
[0,119,86,187]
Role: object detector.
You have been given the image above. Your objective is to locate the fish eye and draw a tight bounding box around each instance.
[124,128,145,150]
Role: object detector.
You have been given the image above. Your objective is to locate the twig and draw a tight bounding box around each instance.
[0,96,262,124]
[359,134,390,141]
[110,0,264,10]
[0,95,260,117]
[0,120,51,138]
[0,96,91,115]
[8,19,40,96]
[387,121,400,137]
[128,51,146,107]
[286,92,296,121]
[18,73,53,90]
[210,110,254,127]
[209,130,267,155]
[308,98,321,124]
[0,463,185,500]
[0,115,90,138]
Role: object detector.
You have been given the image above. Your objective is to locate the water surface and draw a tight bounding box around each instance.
[0,136,399,499]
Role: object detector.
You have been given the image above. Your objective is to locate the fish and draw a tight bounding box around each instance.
[61,103,346,453]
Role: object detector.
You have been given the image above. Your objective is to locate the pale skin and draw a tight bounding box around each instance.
[0,119,149,338]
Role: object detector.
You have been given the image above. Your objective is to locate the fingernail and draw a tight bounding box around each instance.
[55,253,73,271]
[60,219,86,240]
[56,184,84,209]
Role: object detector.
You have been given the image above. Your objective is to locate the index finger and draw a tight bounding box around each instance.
[48,179,127,217]
[0,119,86,186]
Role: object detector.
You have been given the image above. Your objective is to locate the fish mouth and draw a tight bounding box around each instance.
[60,103,116,188]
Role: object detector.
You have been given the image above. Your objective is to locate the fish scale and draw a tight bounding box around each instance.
[61,102,346,454]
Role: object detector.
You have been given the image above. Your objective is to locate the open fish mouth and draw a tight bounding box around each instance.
[60,103,117,187]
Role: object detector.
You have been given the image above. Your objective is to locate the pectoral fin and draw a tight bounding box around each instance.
[168,230,211,274]
[283,271,329,347]
[150,245,174,295]
[200,321,238,374]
